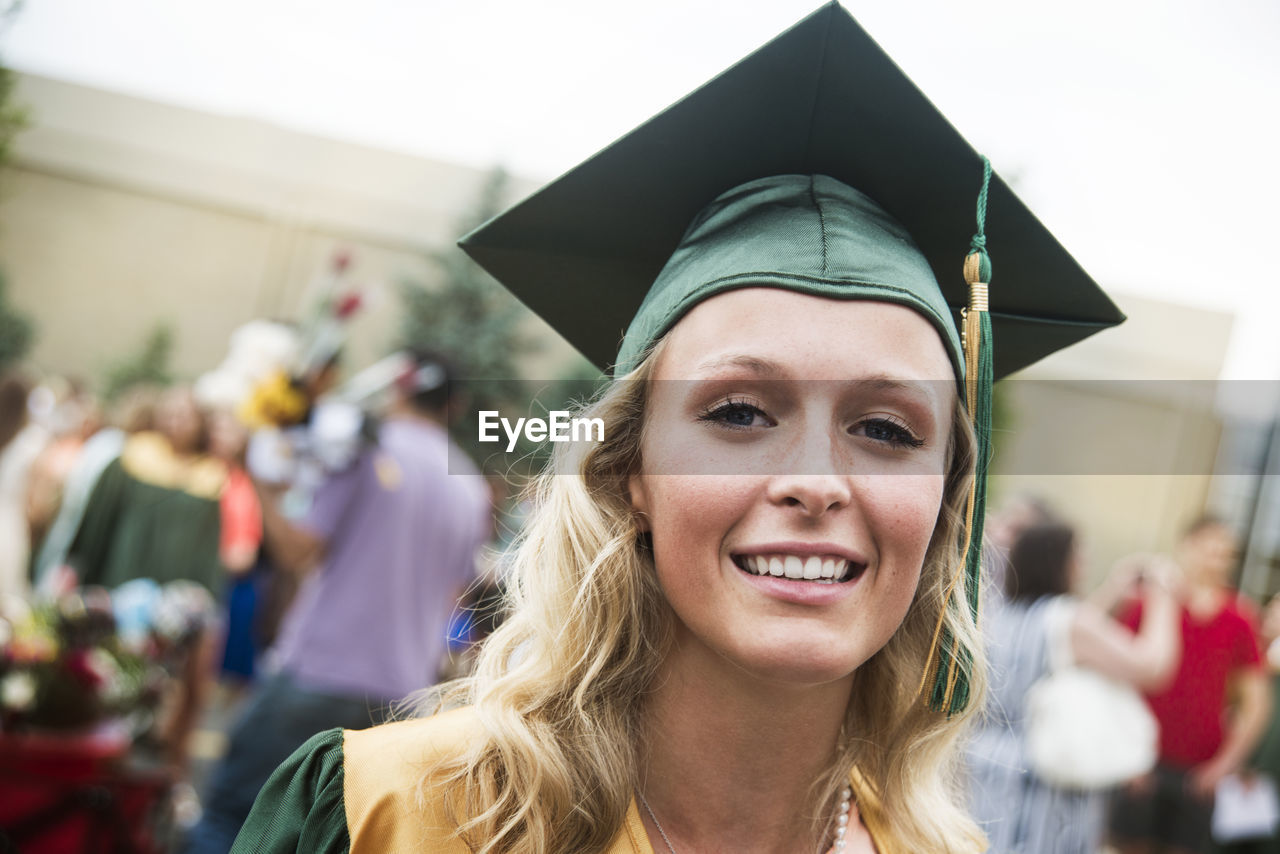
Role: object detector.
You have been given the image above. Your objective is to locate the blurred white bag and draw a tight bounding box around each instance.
[1025,598,1159,790]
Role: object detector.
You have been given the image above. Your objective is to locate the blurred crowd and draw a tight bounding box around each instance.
[969,497,1280,854]
[0,330,510,852]
[3,352,1280,854]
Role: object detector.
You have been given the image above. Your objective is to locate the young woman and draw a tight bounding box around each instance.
[967,522,1180,854]
[230,6,1123,853]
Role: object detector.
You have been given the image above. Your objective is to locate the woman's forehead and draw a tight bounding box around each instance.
[653,287,956,387]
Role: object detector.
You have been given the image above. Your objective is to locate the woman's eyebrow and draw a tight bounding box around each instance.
[851,376,949,413]
[689,354,786,377]
[855,375,938,398]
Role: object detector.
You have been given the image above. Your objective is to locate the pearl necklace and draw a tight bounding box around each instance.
[637,784,855,853]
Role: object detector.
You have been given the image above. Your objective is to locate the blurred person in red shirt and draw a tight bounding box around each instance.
[1110,516,1271,854]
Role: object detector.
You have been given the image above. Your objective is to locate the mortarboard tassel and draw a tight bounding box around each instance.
[921,158,994,715]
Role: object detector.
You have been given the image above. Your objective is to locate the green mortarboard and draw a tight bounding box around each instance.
[460,1,1123,381]
[459,2,1123,714]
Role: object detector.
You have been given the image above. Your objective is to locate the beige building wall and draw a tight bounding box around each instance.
[992,292,1233,587]
[0,73,565,383]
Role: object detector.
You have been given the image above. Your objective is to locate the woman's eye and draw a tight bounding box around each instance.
[698,400,773,429]
[856,417,924,448]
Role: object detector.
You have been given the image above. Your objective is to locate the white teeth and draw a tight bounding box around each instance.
[738,554,857,581]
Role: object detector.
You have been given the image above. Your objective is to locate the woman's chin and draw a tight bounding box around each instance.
[720,642,870,689]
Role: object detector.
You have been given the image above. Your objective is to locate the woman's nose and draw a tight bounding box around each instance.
[764,427,853,516]
[766,473,853,516]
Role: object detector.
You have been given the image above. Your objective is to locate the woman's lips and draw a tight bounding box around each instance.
[730,542,869,584]
[732,553,864,583]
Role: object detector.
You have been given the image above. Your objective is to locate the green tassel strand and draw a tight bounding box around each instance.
[924,157,994,716]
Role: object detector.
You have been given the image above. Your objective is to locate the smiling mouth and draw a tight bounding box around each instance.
[732,554,865,584]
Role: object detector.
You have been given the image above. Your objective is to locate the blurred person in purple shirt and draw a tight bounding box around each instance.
[184,350,491,854]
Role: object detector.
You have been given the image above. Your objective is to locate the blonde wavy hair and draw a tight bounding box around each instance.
[423,346,988,854]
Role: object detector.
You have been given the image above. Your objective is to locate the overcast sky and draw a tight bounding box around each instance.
[3,0,1278,382]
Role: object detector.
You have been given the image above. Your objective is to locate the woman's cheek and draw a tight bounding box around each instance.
[863,474,947,565]
[649,474,749,542]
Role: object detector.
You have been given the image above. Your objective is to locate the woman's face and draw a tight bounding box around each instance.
[630,288,956,686]
[155,389,204,453]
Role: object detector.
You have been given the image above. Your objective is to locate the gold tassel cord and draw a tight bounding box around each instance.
[917,156,993,714]
[916,212,993,706]
[943,281,988,709]
[918,249,991,711]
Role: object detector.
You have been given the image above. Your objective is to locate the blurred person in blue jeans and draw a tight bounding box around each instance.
[182,352,491,854]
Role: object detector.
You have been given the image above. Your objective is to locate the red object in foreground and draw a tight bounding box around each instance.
[0,725,174,854]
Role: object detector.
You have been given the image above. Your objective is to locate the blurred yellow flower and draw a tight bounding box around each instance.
[239,370,308,428]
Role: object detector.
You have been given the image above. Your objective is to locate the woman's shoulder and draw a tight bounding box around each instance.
[346,709,660,854]
[343,707,486,853]
[232,708,485,854]
[345,705,486,768]
[988,593,1074,634]
[232,727,350,853]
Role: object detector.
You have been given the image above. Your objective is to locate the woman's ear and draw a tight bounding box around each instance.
[628,474,651,532]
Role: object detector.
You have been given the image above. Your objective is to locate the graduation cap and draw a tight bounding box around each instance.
[460,2,1122,380]
[460,2,1123,715]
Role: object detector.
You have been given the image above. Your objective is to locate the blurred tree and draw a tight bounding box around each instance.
[0,64,27,170]
[399,167,604,475]
[104,323,174,401]
[0,0,27,149]
[0,270,31,366]
[400,168,537,392]
[0,4,32,366]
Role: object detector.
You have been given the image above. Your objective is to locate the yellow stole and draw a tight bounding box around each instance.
[342,708,895,854]
[120,432,226,499]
